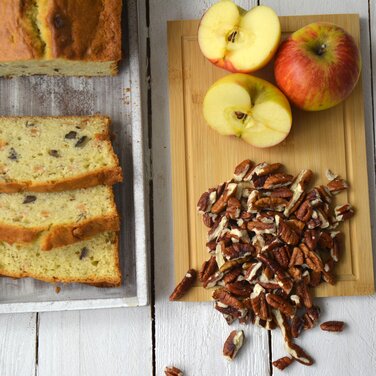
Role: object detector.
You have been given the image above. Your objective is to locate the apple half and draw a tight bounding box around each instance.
[203,74,292,148]
[198,1,281,73]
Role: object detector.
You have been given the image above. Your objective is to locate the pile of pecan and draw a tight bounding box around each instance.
[196,160,351,370]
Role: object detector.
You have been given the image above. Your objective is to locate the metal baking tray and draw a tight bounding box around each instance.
[0,0,149,313]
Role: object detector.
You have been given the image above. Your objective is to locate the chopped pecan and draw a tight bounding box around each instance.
[320,321,345,332]
[303,305,321,329]
[295,280,313,308]
[220,256,251,272]
[325,169,338,181]
[223,266,243,284]
[327,178,348,194]
[285,342,314,366]
[199,256,218,286]
[255,197,287,211]
[334,204,354,221]
[266,293,296,316]
[250,284,270,320]
[286,218,305,235]
[318,231,334,249]
[234,159,253,181]
[164,366,183,376]
[303,229,319,251]
[295,200,313,222]
[226,281,253,297]
[322,269,336,285]
[277,218,300,245]
[197,189,216,213]
[300,243,323,272]
[257,162,283,176]
[202,213,214,227]
[331,234,341,262]
[291,315,304,338]
[213,288,244,310]
[289,247,304,267]
[308,270,322,287]
[215,303,240,325]
[169,269,197,301]
[226,197,241,219]
[207,215,228,242]
[264,173,293,189]
[316,185,332,204]
[270,187,293,199]
[247,221,275,233]
[244,261,263,282]
[273,246,291,269]
[211,183,238,213]
[288,266,302,281]
[223,330,245,361]
[272,356,294,371]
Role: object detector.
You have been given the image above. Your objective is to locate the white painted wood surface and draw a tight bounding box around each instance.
[1,1,376,375]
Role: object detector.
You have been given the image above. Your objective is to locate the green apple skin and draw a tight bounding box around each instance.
[274,22,361,111]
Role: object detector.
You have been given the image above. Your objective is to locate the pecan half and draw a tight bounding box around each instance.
[169,269,197,301]
[266,293,296,316]
[270,187,293,199]
[272,356,294,371]
[300,243,323,272]
[255,197,287,211]
[273,246,291,269]
[320,321,345,332]
[164,366,183,376]
[223,330,245,360]
[264,173,293,189]
[213,288,244,310]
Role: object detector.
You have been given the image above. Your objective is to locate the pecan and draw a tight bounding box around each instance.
[308,270,322,287]
[254,197,287,211]
[216,182,226,198]
[316,185,332,204]
[327,178,348,194]
[273,246,291,269]
[272,356,294,371]
[325,169,338,181]
[303,229,319,251]
[264,173,293,189]
[169,269,197,301]
[266,293,296,316]
[254,317,277,330]
[270,187,293,199]
[331,234,341,262]
[300,243,323,272]
[247,221,275,233]
[285,342,314,366]
[295,200,313,222]
[164,366,183,376]
[202,213,214,227]
[226,281,253,297]
[244,261,263,282]
[203,271,224,289]
[291,315,304,338]
[286,218,305,235]
[247,190,260,212]
[277,218,300,245]
[288,266,302,281]
[320,321,345,332]
[220,256,251,272]
[234,159,253,181]
[207,215,228,242]
[215,303,240,325]
[226,197,241,219]
[318,231,334,249]
[295,280,313,308]
[289,247,304,267]
[334,204,354,221]
[197,189,216,213]
[223,266,243,284]
[257,162,283,176]
[250,284,269,320]
[211,183,238,213]
[303,305,321,329]
[322,269,336,285]
[223,330,245,361]
[213,288,244,310]
[199,256,218,286]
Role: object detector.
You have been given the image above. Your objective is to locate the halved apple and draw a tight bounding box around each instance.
[198,1,281,73]
[203,74,292,148]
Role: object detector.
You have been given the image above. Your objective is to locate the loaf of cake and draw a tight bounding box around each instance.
[0,116,123,193]
[0,185,119,250]
[0,0,122,76]
[0,232,121,286]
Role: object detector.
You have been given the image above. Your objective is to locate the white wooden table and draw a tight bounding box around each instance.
[1,1,376,375]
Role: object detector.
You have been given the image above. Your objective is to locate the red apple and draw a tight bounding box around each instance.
[274,22,361,111]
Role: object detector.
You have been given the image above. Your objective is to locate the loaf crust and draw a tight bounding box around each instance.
[0,115,123,193]
[0,234,122,286]
[0,0,122,62]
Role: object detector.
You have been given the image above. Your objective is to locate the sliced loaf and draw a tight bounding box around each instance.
[0,116,122,192]
[0,185,119,250]
[0,232,121,286]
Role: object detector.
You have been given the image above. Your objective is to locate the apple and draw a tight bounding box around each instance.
[198,1,281,73]
[274,22,361,111]
[203,73,292,148]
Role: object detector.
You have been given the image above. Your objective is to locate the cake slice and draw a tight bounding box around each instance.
[0,116,123,193]
[0,185,119,250]
[0,232,121,286]
[0,0,122,76]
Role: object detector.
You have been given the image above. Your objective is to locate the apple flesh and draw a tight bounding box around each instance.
[274,22,361,111]
[198,0,281,73]
[203,74,292,148]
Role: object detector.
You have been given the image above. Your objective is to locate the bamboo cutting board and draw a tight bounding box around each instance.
[168,14,374,301]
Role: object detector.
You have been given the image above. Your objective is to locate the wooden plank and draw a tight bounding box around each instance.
[37,308,152,376]
[0,313,36,376]
[151,1,270,375]
[263,1,376,374]
[168,14,374,301]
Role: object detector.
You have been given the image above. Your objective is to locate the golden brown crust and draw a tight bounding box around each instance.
[45,0,122,61]
[0,236,122,286]
[0,0,122,63]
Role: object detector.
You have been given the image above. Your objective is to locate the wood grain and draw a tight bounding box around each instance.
[0,313,36,376]
[38,308,152,376]
[168,14,374,302]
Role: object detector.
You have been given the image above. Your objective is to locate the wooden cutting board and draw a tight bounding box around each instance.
[168,14,374,301]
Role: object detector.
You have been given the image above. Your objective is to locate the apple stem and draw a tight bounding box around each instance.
[234,111,247,121]
[317,43,327,56]
[227,31,238,43]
